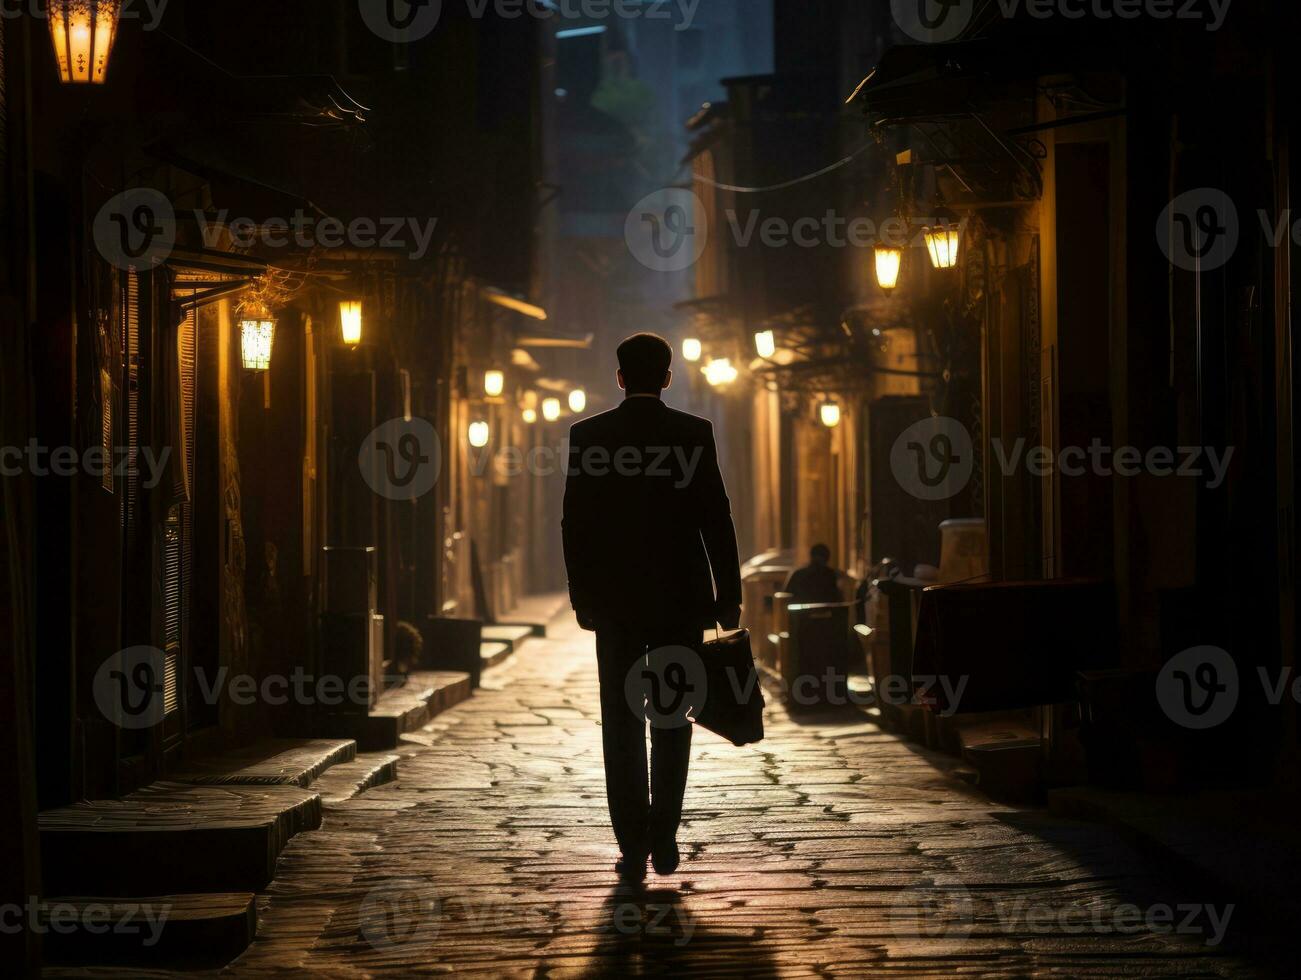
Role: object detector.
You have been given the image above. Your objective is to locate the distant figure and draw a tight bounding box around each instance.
[562,332,742,883]
[784,544,842,604]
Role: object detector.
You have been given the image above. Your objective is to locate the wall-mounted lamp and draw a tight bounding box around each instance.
[542,397,562,422]
[49,0,122,85]
[522,408,538,425]
[820,402,842,429]
[874,246,902,289]
[339,300,363,346]
[239,316,276,372]
[702,358,738,387]
[484,370,505,398]
[754,329,776,359]
[923,210,962,270]
[568,389,587,413]
[468,421,490,448]
[682,338,702,363]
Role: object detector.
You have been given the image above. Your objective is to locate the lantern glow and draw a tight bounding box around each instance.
[339,300,364,345]
[522,408,538,424]
[468,421,491,448]
[484,370,505,398]
[568,389,587,413]
[754,330,776,359]
[923,217,962,270]
[542,397,562,422]
[682,338,702,362]
[703,358,738,387]
[874,246,902,289]
[820,402,842,428]
[49,0,122,85]
[239,318,276,372]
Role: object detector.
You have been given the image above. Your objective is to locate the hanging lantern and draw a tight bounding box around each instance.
[568,389,587,413]
[339,300,363,346]
[682,338,702,363]
[923,209,962,270]
[239,315,276,372]
[874,246,902,289]
[49,0,122,85]
[702,358,738,387]
[754,329,776,359]
[522,408,538,425]
[820,402,842,429]
[468,421,490,448]
[484,370,505,398]
[541,397,562,422]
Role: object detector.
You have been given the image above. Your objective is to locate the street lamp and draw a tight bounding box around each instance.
[542,397,562,422]
[682,338,702,363]
[754,329,776,359]
[339,300,363,346]
[468,421,490,448]
[484,370,505,398]
[820,402,842,428]
[923,209,962,270]
[568,389,587,413]
[239,315,276,372]
[874,246,902,289]
[702,358,738,387]
[49,0,122,85]
[522,408,538,425]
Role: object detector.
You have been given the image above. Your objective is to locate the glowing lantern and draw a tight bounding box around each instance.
[484,370,505,398]
[568,389,587,413]
[754,329,776,359]
[49,0,122,85]
[468,421,490,448]
[702,358,738,387]
[339,300,363,346]
[239,316,276,372]
[682,338,702,362]
[522,408,538,424]
[542,397,562,422]
[923,211,962,269]
[874,246,901,289]
[820,402,842,428]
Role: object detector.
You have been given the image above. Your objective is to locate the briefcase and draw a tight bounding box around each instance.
[692,628,765,746]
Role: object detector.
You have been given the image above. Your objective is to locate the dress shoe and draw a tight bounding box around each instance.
[651,840,680,875]
[615,853,647,882]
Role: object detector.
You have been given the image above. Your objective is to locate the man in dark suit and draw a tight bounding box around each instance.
[562,332,742,881]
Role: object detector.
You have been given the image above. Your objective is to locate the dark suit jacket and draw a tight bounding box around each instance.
[562,397,742,631]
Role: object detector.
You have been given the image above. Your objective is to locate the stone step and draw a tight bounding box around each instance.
[319,670,472,750]
[480,640,513,669]
[40,782,321,897]
[495,592,568,637]
[481,623,534,650]
[41,893,256,967]
[168,738,356,789]
[312,753,400,805]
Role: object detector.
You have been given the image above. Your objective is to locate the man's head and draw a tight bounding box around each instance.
[616,332,673,396]
[810,544,831,566]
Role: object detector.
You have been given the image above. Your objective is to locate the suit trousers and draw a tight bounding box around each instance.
[595,623,696,858]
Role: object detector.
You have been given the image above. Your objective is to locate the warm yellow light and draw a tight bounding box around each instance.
[522,408,538,424]
[874,246,902,289]
[484,370,505,398]
[754,329,776,359]
[682,338,702,362]
[924,222,961,270]
[239,318,276,372]
[702,358,738,387]
[820,402,842,428]
[468,421,490,448]
[568,389,587,413]
[49,0,122,85]
[339,300,363,345]
[542,397,562,422]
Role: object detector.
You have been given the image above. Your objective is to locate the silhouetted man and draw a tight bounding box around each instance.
[784,544,842,604]
[562,332,742,882]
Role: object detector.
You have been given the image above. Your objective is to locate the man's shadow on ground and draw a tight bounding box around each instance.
[580,884,777,978]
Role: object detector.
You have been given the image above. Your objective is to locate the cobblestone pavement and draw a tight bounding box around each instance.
[126,620,1279,977]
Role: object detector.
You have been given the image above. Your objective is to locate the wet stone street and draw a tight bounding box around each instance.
[75,616,1271,978]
